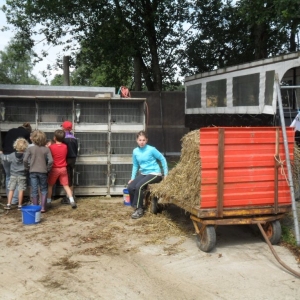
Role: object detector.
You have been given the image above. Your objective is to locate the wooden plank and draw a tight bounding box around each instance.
[217,128,225,218]
[199,127,294,209]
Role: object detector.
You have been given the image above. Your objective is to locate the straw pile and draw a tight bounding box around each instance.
[150,130,201,211]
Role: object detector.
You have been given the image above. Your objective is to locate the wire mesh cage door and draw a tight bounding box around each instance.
[109,164,132,187]
[0,99,36,123]
[74,165,107,186]
[37,100,73,124]
[75,132,108,156]
[74,101,109,124]
[111,133,136,155]
[111,102,143,123]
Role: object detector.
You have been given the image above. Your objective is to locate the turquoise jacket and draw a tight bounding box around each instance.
[131,144,168,180]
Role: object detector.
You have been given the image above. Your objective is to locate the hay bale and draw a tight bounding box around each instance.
[150,130,201,211]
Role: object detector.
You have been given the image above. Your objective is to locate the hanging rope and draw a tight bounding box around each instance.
[274,155,290,185]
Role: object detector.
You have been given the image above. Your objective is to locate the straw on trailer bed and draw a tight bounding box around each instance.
[150,130,201,211]
[150,128,300,214]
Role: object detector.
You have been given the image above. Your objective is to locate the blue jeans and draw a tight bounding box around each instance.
[3,159,19,203]
[30,172,48,197]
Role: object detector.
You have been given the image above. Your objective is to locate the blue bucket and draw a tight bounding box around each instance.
[123,189,131,206]
[21,205,42,225]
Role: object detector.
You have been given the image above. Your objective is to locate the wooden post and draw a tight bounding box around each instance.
[63,56,70,86]
[134,56,142,91]
[217,128,225,218]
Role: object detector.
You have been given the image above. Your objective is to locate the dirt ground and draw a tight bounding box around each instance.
[0,196,300,300]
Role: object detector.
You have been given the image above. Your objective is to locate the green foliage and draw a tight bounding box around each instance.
[281,224,297,246]
[0,36,40,85]
[50,74,63,86]
[71,44,133,89]
[3,0,193,91]
[2,0,300,88]
[180,0,295,75]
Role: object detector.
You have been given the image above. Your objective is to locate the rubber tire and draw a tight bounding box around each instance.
[263,220,282,245]
[150,196,158,214]
[196,225,216,252]
[144,191,151,208]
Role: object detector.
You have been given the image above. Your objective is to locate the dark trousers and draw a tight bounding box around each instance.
[66,158,76,187]
[127,174,162,209]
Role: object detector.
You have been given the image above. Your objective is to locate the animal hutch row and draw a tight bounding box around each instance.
[0,85,146,196]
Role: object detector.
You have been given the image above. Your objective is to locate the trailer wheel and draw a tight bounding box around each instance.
[263,220,282,245]
[150,196,159,214]
[144,191,151,208]
[196,225,216,252]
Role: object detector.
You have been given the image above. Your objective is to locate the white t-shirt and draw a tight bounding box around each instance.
[290,112,300,131]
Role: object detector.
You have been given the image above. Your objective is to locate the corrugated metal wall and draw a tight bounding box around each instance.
[199,127,294,209]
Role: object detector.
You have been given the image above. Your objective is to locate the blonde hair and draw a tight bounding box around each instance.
[30,130,47,146]
[13,138,29,152]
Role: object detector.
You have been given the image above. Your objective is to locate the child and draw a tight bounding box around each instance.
[128,130,168,219]
[23,130,53,213]
[47,129,77,209]
[0,138,29,210]
[60,121,78,204]
[1,122,32,204]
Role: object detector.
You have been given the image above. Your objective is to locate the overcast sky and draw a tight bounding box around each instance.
[0,0,67,84]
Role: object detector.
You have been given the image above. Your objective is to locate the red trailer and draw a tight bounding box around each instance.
[152,127,294,252]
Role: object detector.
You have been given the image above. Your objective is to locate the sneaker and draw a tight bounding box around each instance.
[131,208,144,219]
[61,197,70,205]
[4,204,11,210]
[70,202,77,209]
[18,205,22,210]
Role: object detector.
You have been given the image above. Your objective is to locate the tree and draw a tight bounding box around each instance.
[272,0,300,52]
[0,36,40,85]
[180,0,297,76]
[3,0,193,91]
[70,44,133,89]
[50,74,63,86]
[3,1,300,88]
[235,0,291,59]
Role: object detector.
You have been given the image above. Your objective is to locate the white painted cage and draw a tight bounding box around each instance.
[0,85,146,196]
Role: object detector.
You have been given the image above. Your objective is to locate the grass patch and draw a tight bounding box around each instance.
[281,225,297,246]
[280,224,300,264]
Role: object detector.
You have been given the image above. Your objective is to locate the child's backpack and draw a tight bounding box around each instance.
[118,86,131,98]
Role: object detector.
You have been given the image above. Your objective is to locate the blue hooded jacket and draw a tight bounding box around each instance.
[131,145,168,180]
